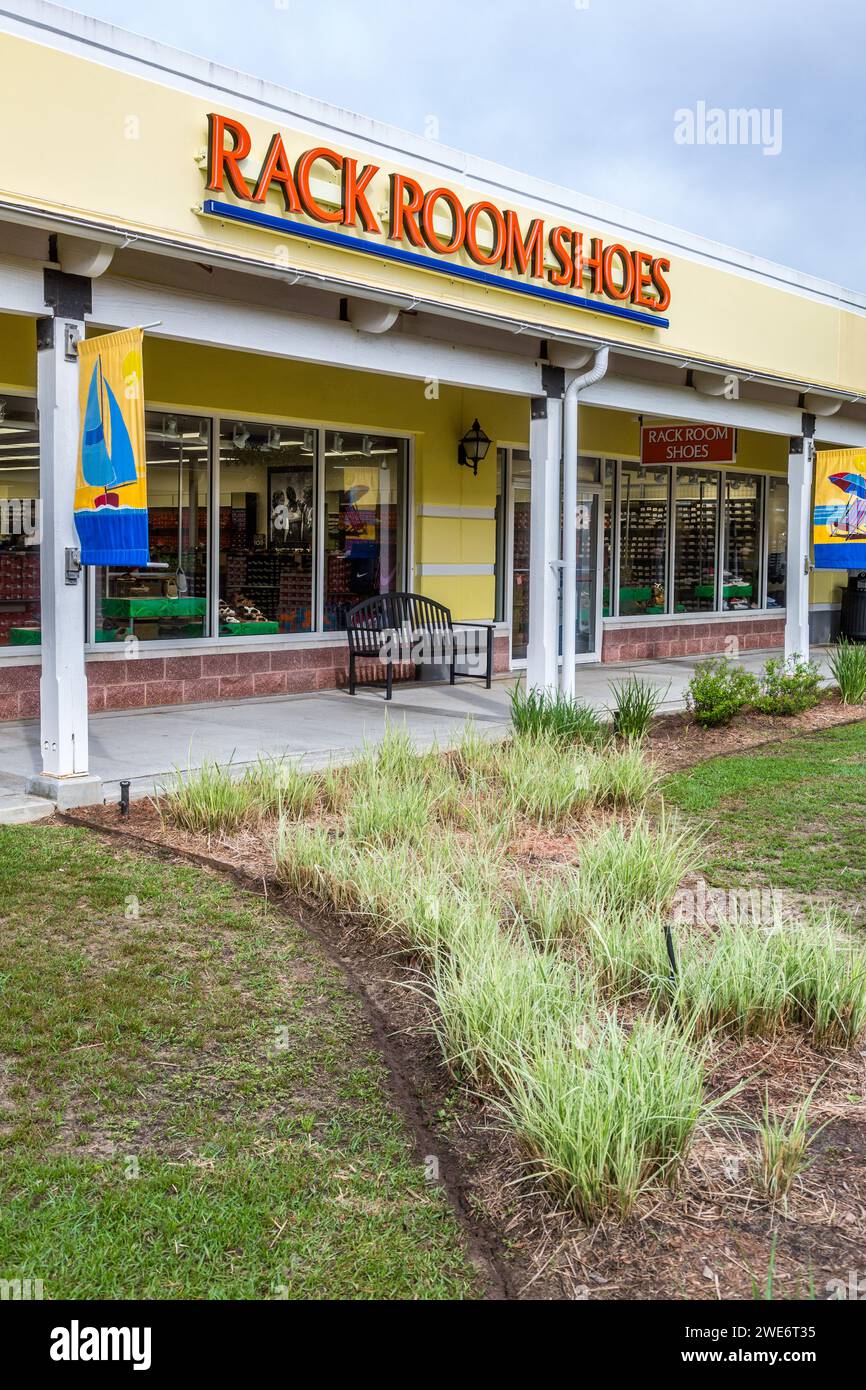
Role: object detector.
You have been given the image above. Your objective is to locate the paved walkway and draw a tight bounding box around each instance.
[0,648,829,804]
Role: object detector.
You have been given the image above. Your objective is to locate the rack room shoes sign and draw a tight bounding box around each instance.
[200,114,671,329]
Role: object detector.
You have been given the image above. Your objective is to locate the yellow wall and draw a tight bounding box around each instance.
[0,314,35,391]
[144,336,527,617]
[0,314,849,618]
[2,29,866,393]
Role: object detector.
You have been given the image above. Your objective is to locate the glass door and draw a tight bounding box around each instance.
[575,488,601,658]
[506,449,602,666]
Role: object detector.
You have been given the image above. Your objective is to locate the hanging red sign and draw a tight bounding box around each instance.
[641,423,735,464]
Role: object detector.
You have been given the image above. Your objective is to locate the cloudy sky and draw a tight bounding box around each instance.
[71,0,866,291]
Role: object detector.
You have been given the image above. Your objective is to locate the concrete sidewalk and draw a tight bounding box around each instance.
[0,648,829,804]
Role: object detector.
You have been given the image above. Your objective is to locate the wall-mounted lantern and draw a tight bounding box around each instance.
[458,419,492,477]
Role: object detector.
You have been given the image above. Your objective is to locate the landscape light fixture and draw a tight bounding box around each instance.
[458,419,491,476]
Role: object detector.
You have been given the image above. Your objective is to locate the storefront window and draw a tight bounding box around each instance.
[94,413,210,643]
[673,468,719,612]
[0,397,39,647]
[766,476,788,610]
[324,431,406,629]
[723,472,763,610]
[618,463,669,616]
[219,421,315,634]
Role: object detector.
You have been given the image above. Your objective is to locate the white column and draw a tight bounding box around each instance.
[560,389,578,699]
[784,428,813,660]
[27,314,101,805]
[526,390,562,693]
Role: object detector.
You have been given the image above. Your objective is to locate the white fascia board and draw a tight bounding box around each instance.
[582,374,802,437]
[4,1,866,317]
[813,415,866,448]
[0,251,48,315]
[89,273,544,395]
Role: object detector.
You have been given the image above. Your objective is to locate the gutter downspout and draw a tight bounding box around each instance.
[561,346,610,697]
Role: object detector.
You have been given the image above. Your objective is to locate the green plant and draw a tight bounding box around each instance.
[576,813,701,924]
[158,758,258,835]
[242,755,319,820]
[497,1012,705,1221]
[607,675,668,740]
[754,656,823,716]
[827,637,866,705]
[685,658,759,727]
[756,1084,824,1201]
[673,911,866,1046]
[509,684,605,744]
[585,742,658,806]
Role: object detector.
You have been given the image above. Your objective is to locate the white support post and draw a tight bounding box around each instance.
[784,425,814,661]
[27,314,102,806]
[526,388,563,694]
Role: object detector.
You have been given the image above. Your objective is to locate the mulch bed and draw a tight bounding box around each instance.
[647,693,862,774]
[60,700,866,1301]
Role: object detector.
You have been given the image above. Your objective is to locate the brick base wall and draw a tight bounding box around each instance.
[0,634,511,721]
[601,617,785,663]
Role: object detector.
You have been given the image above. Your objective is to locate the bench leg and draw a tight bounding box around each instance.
[450,647,456,686]
[486,626,493,689]
[348,651,356,695]
[386,660,393,701]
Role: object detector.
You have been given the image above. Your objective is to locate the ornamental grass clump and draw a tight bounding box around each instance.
[496,1011,705,1221]
[827,637,866,705]
[509,684,605,745]
[430,922,592,1084]
[585,741,658,807]
[575,813,701,923]
[755,1086,822,1202]
[495,737,593,826]
[159,754,318,835]
[608,674,668,740]
[671,910,866,1046]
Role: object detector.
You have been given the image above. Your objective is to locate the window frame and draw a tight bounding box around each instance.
[83,403,414,652]
[608,458,786,620]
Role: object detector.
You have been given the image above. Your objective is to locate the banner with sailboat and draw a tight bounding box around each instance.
[74,328,149,566]
[813,447,866,570]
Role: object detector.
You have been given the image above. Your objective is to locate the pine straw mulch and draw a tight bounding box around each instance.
[64,704,866,1301]
[645,691,863,775]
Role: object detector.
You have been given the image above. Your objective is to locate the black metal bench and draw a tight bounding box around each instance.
[345,592,494,700]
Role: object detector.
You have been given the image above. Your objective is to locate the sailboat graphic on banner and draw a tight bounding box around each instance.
[82,359,138,508]
[74,327,149,566]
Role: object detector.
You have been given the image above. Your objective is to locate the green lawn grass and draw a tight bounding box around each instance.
[663,721,866,904]
[0,826,478,1300]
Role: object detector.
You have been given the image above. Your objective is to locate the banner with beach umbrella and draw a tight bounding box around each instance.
[74,327,149,566]
[813,447,866,570]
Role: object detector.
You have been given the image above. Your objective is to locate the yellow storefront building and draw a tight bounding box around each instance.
[0,1,864,802]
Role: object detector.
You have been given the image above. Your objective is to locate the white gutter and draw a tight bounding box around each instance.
[561,346,610,696]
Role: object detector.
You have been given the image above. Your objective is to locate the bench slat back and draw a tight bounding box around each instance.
[346,592,454,656]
